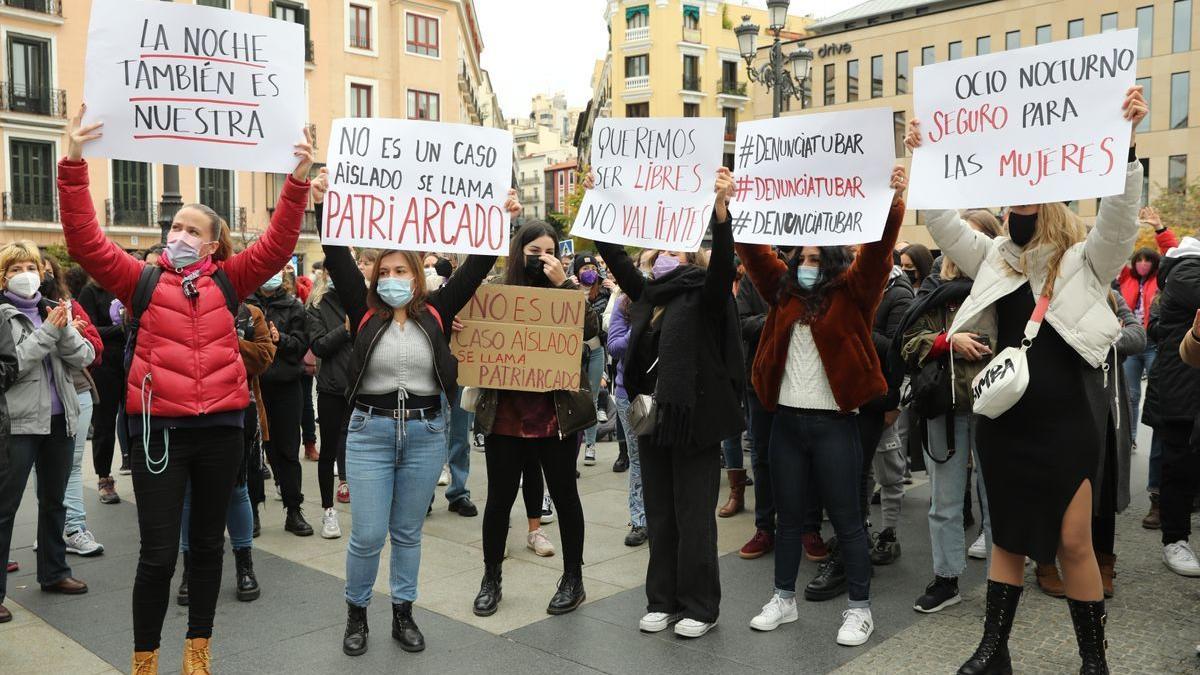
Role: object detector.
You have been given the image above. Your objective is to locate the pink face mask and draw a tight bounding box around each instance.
[1135,261,1153,278]
[165,231,207,268]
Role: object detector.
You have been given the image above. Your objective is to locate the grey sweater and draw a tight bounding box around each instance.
[358,319,439,398]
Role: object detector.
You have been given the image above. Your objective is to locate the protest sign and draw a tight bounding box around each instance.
[322,118,514,256]
[81,0,305,173]
[728,108,896,247]
[908,29,1138,209]
[572,118,724,252]
[452,285,586,393]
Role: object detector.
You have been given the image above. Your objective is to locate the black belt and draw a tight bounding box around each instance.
[354,403,441,421]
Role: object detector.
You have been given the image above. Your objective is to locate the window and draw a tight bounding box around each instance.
[196,0,228,7]
[1171,72,1190,129]
[824,63,836,105]
[895,51,908,95]
[1176,0,1193,52]
[625,54,649,78]
[976,36,990,55]
[407,90,439,121]
[111,160,150,225]
[1169,154,1188,192]
[350,4,372,50]
[406,13,439,57]
[1068,19,1084,39]
[626,102,649,117]
[626,5,649,29]
[1036,25,1052,44]
[893,111,906,158]
[6,35,50,114]
[722,107,737,140]
[1005,30,1020,50]
[921,45,935,65]
[683,4,700,31]
[1140,158,1151,206]
[847,59,859,101]
[199,169,233,224]
[682,55,700,91]
[683,102,699,117]
[1100,13,1118,33]
[948,41,962,60]
[8,139,54,222]
[721,61,740,94]
[350,83,372,117]
[1138,6,1154,57]
[273,2,312,61]
[1137,77,1152,133]
[870,55,883,98]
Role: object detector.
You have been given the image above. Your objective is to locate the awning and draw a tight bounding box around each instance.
[626,5,649,21]
[683,5,700,21]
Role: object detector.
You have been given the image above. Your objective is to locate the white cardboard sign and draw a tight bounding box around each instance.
[81,0,306,173]
[908,29,1138,209]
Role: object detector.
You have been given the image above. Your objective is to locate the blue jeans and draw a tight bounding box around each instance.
[344,408,447,606]
[582,346,605,446]
[180,481,254,551]
[444,387,472,504]
[925,413,992,578]
[614,394,645,528]
[64,390,93,534]
[721,435,744,469]
[770,409,870,607]
[1123,344,1155,441]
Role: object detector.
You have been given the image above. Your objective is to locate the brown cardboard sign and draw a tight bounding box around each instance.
[451,284,586,393]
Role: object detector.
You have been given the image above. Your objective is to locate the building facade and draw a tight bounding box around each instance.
[545,159,580,218]
[749,0,1191,245]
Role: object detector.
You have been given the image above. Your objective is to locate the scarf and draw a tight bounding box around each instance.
[633,266,706,447]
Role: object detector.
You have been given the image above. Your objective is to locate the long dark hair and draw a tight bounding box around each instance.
[1129,247,1161,280]
[779,246,854,322]
[899,244,933,283]
[504,221,559,287]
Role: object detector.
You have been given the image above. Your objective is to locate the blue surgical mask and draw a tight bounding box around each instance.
[652,255,681,279]
[796,266,820,289]
[261,272,283,292]
[377,277,413,309]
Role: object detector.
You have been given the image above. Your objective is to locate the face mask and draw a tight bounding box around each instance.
[261,272,283,293]
[166,231,207,269]
[1006,211,1038,247]
[376,277,413,309]
[6,270,40,298]
[580,269,598,286]
[425,267,438,278]
[796,266,820,289]
[903,269,918,284]
[652,255,681,279]
[524,255,546,283]
[1134,261,1154,278]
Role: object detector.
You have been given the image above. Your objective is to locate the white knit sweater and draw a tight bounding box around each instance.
[777,323,839,411]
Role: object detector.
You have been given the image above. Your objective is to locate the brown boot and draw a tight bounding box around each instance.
[182,638,211,675]
[1097,552,1116,598]
[1035,562,1066,598]
[131,649,159,675]
[718,469,746,518]
[304,441,319,462]
[1142,493,1161,529]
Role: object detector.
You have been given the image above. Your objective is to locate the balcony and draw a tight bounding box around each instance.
[301,209,318,234]
[682,75,702,92]
[719,80,748,97]
[1,82,67,118]
[306,39,315,64]
[624,75,650,92]
[105,199,156,227]
[625,26,650,42]
[682,27,701,43]
[2,192,56,222]
[1,0,61,16]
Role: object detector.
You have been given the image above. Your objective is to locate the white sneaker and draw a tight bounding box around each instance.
[438,466,450,486]
[321,508,342,539]
[968,532,987,560]
[64,529,104,557]
[836,608,874,646]
[750,593,798,631]
[674,618,715,638]
[540,494,555,524]
[583,444,597,466]
[1164,540,1200,577]
[526,528,555,557]
[639,611,681,633]
[274,484,283,501]
[597,409,609,423]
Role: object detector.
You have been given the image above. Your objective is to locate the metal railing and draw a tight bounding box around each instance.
[1,0,61,16]
[105,198,156,227]
[719,80,747,96]
[301,209,318,234]
[0,82,67,117]
[306,39,315,64]
[2,192,56,222]
[682,75,702,91]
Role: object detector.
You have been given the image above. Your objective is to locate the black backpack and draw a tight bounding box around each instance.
[122,265,239,374]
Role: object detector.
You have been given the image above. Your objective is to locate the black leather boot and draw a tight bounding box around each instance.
[252,506,261,538]
[176,551,190,606]
[343,602,369,656]
[612,440,629,473]
[233,547,260,602]
[392,601,426,652]
[1067,598,1109,675]
[473,564,503,617]
[957,580,1022,675]
[285,507,314,536]
[804,553,847,601]
[547,567,586,615]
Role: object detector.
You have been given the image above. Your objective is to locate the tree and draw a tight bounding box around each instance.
[40,244,76,272]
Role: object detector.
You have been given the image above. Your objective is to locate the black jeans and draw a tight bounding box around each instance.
[0,416,74,603]
[131,425,241,651]
[316,392,349,509]
[91,366,124,477]
[771,408,870,605]
[748,392,776,534]
[857,410,886,524]
[260,379,304,509]
[244,405,265,506]
[300,374,317,445]
[1159,421,1200,546]
[483,434,584,568]
[640,437,721,623]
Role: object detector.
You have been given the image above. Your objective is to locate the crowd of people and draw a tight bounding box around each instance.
[0,86,1192,675]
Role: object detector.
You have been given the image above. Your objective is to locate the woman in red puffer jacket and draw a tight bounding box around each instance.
[58,105,312,674]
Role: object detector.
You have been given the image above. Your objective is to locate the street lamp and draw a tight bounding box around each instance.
[157,0,182,243]
[734,0,813,119]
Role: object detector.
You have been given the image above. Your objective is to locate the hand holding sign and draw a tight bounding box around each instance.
[890,165,908,203]
[503,189,522,219]
[1123,85,1149,143]
[714,167,734,223]
[292,126,315,183]
[68,105,104,162]
[312,167,329,205]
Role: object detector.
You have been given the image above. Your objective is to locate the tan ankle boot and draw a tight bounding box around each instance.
[718,469,746,518]
[1035,562,1066,598]
[182,637,211,675]
[1096,552,1116,598]
[131,649,159,675]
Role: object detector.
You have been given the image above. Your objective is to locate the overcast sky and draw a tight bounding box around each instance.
[475,0,865,119]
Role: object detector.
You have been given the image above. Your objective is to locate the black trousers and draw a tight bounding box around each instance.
[483,434,584,568]
[260,379,304,509]
[316,392,349,509]
[640,437,721,623]
[244,405,264,506]
[857,411,886,524]
[131,425,241,651]
[91,366,124,477]
[1159,421,1200,546]
[300,374,317,444]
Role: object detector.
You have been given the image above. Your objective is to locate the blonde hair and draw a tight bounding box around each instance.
[1008,203,1086,298]
[0,241,43,290]
[307,269,331,308]
[944,210,1005,281]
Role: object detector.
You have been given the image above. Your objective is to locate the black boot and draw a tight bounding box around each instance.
[473,564,503,617]
[957,580,1022,675]
[233,547,260,602]
[612,441,629,473]
[343,602,369,656]
[804,551,847,601]
[392,601,426,652]
[1067,598,1109,675]
[176,551,190,606]
[252,506,261,538]
[285,507,314,536]
[547,567,586,615]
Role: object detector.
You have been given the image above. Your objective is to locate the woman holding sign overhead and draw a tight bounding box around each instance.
[906,84,1147,675]
[60,105,313,675]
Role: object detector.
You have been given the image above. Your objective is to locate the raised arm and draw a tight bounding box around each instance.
[1084,158,1145,285]
[223,175,310,299]
[429,255,497,333]
[703,210,736,312]
[58,159,142,304]
[845,167,907,308]
[595,240,645,302]
[313,191,370,332]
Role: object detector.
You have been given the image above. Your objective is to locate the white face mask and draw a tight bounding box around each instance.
[6,270,41,298]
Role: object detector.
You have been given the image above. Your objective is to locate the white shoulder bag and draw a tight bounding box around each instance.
[969,295,1050,419]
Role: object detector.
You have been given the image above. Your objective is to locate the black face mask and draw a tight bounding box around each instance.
[524,255,546,284]
[903,269,918,284]
[38,277,59,301]
[1007,211,1038,247]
